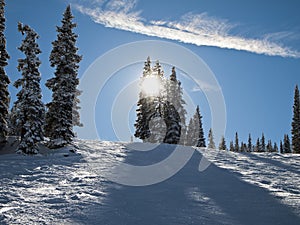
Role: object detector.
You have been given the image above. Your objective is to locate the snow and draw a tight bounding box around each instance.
[0,139,300,224]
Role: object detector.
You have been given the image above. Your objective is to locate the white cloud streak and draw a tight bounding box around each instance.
[73,0,300,58]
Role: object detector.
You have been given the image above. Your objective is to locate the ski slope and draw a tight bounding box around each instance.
[0,139,299,225]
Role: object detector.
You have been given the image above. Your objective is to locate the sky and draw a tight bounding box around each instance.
[4,0,300,145]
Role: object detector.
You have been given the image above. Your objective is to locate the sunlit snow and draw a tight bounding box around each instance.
[0,139,299,224]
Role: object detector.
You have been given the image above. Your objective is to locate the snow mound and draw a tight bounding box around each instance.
[0,139,299,225]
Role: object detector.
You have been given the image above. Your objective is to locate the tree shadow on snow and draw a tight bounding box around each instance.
[72,144,300,225]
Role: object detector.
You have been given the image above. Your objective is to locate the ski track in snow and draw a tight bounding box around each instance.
[0,139,299,224]
[198,148,300,215]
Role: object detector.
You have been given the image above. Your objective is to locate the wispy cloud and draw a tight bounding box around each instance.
[191,80,221,92]
[73,0,300,58]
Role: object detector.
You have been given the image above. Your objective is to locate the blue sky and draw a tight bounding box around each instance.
[5,0,300,145]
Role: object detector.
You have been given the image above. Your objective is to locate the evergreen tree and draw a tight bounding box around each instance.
[255,138,260,152]
[260,133,266,152]
[242,143,247,152]
[163,102,181,144]
[135,57,152,141]
[135,95,151,141]
[240,141,243,152]
[45,5,82,148]
[146,99,165,143]
[273,142,278,153]
[135,57,165,143]
[195,106,206,147]
[291,85,300,153]
[267,140,273,152]
[280,140,283,154]
[218,135,227,150]
[208,128,216,149]
[13,23,45,154]
[145,60,165,143]
[166,67,187,144]
[185,118,196,146]
[283,134,291,153]
[247,133,252,152]
[152,60,164,78]
[234,132,239,152]
[229,141,234,152]
[186,106,205,147]
[0,0,10,143]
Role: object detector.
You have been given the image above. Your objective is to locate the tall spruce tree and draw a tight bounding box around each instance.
[186,106,205,147]
[247,134,252,152]
[0,0,10,143]
[273,142,278,153]
[229,141,234,152]
[218,135,227,150]
[260,133,266,152]
[208,128,216,149]
[163,102,181,144]
[13,23,45,154]
[195,106,206,147]
[267,140,273,152]
[45,5,82,148]
[166,67,187,144]
[135,57,165,143]
[234,132,239,152]
[283,134,291,153]
[280,140,283,154]
[134,57,152,141]
[291,85,300,153]
[255,138,260,152]
[186,118,194,146]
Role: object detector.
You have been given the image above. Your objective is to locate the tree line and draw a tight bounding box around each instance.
[0,1,82,154]
[204,85,300,154]
[134,56,300,154]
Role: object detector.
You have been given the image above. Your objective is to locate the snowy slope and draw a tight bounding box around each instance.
[0,139,299,225]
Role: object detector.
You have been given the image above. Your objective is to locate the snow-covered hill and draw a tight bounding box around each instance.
[0,139,299,225]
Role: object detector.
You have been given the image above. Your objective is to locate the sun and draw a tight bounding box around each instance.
[141,76,162,96]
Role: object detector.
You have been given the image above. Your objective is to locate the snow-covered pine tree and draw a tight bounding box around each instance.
[255,138,260,152]
[166,67,187,144]
[218,135,226,150]
[234,132,239,152]
[135,57,165,143]
[145,60,165,143]
[291,85,300,153]
[193,106,206,147]
[280,140,283,154]
[0,0,10,143]
[267,140,273,152]
[13,23,45,154]
[247,133,252,152]
[273,142,278,153]
[185,118,194,146]
[147,99,166,143]
[208,128,215,149]
[240,141,245,152]
[134,57,152,141]
[283,134,291,153]
[135,94,151,140]
[45,5,82,148]
[260,133,266,152]
[229,141,234,152]
[163,102,181,144]
[242,143,247,152]
[185,106,205,147]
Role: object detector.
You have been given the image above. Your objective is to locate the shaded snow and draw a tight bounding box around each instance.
[0,139,299,224]
[199,148,300,215]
